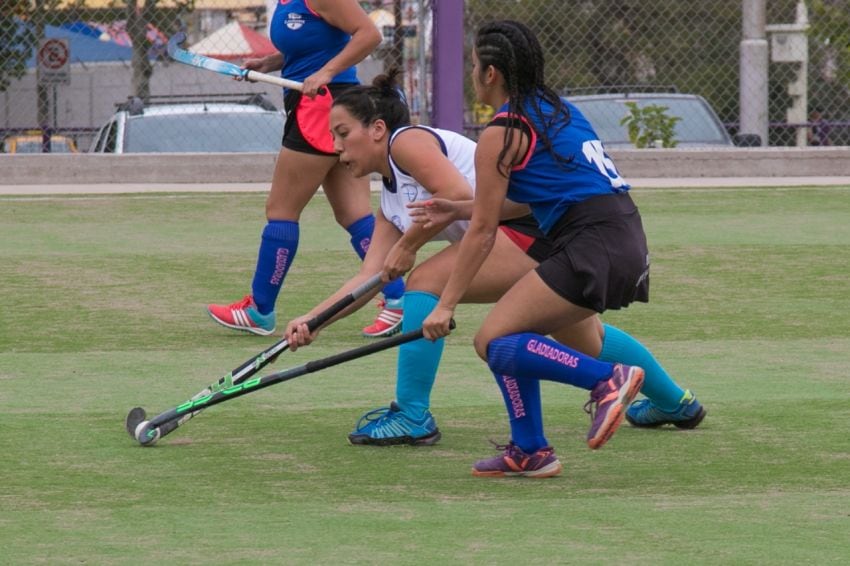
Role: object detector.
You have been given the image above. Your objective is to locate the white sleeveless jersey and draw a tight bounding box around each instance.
[380,126,476,242]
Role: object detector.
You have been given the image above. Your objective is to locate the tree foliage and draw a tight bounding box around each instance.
[809,0,850,105]
[0,1,38,93]
[619,101,681,148]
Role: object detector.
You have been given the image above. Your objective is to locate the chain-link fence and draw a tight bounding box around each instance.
[0,0,429,153]
[1,1,848,154]
[464,0,850,147]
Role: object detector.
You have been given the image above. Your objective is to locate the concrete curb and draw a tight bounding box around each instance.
[2,176,848,196]
[2,146,850,187]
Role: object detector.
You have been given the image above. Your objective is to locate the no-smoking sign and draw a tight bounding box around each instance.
[37,38,71,84]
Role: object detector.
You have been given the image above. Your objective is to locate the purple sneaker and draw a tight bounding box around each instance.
[472,442,562,478]
[584,363,645,450]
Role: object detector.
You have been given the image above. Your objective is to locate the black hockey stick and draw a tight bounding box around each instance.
[134,321,453,446]
[125,274,384,443]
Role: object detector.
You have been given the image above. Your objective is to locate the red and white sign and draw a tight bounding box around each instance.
[37,38,71,84]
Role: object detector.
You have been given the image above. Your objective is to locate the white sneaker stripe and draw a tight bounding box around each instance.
[233,309,252,327]
[377,311,402,324]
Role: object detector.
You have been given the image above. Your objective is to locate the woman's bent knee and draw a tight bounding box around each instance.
[473,332,491,361]
[265,195,306,221]
[406,267,445,296]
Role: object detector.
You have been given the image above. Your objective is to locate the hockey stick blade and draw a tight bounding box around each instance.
[125,407,146,439]
[130,274,384,445]
[167,32,306,91]
[136,321,454,445]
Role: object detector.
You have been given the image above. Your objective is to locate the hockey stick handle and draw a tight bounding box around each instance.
[243,69,305,91]
[140,274,384,440]
[228,272,384,378]
[306,273,385,332]
[138,322,452,443]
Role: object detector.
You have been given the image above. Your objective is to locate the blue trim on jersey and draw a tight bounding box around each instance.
[382,175,396,194]
[270,0,358,84]
[495,97,630,234]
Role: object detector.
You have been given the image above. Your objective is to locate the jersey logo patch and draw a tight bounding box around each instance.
[286,13,305,30]
[401,182,419,202]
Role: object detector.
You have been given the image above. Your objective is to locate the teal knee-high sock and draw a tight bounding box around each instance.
[599,324,685,411]
[395,291,442,420]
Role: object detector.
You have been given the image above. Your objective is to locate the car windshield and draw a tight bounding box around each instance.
[569,97,730,146]
[124,112,284,153]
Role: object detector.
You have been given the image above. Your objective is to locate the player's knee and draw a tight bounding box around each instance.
[265,200,286,221]
[265,203,301,222]
[473,331,491,361]
[405,266,442,296]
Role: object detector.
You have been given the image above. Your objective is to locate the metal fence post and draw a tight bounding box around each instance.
[740,0,768,146]
[431,0,464,132]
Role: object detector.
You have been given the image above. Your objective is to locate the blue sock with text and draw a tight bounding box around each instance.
[346,214,404,300]
[251,220,299,315]
[487,333,613,390]
[491,372,548,454]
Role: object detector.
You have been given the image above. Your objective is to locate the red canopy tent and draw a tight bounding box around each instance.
[189,22,277,61]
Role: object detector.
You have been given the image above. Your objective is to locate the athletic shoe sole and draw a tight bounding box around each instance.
[348,429,441,446]
[674,406,707,429]
[361,323,402,338]
[587,367,645,450]
[472,459,563,478]
[626,405,707,429]
[206,310,275,336]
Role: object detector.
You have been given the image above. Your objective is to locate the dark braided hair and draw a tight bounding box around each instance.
[331,67,411,132]
[475,20,573,176]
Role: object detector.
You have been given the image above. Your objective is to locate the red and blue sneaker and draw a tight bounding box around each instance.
[361,297,403,338]
[584,363,645,449]
[206,295,275,336]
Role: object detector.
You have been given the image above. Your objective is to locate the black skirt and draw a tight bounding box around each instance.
[535,192,650,312]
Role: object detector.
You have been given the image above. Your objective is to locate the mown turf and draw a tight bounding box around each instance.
[1,187,848,564]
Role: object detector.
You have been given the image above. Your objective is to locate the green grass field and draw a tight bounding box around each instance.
[1,186,849,564]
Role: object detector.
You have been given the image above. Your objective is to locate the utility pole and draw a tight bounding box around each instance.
[739,0,768,146]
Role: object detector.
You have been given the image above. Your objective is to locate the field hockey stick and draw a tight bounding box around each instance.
[167,32,311,91]
[125,274,384,443]
[133,321,454,446]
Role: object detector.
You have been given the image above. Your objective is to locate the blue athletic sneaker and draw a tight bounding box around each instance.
[348,402,441,446]
[625,390,706,429]
[207,295,276,336]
